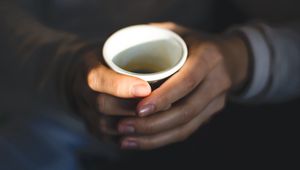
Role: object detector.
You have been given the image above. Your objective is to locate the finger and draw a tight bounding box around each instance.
[119,73,223,135]
[149,22,186,35]
[99,115,122,144]
[87,65,151,98]
[119,65,231,135]
[99,115,119,136]
[121,95,226,150]
[97,93,137,116]
[136,46,222,117]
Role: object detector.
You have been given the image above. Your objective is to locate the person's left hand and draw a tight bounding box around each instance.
[99,22,249,150]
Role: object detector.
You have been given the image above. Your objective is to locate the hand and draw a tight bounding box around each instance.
[115,22,250,150]
[70,49,151,137]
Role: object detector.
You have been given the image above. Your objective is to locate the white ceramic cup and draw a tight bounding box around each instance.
[102,25,188,83]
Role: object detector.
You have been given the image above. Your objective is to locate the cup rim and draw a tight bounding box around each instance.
[102,25,188,82]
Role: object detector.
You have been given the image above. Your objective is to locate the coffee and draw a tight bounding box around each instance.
[112,40,173,74]
[115,55,167,74]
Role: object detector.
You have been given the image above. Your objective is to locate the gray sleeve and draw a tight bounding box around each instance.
[229,22,300,103]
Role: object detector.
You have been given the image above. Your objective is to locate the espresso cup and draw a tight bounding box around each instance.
[102,25,188,83]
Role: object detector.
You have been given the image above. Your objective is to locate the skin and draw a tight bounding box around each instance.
[74,22,249,150]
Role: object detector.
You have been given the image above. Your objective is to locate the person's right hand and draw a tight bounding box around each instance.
[71,51,151,137]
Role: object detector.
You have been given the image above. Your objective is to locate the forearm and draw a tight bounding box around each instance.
[0,0,93,107]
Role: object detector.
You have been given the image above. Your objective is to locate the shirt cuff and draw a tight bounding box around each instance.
[227,25,272,102]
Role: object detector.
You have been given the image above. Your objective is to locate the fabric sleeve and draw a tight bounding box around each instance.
[0,0,95,108]
[228,22,300,103]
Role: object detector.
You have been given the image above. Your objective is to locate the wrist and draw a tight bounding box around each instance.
[216,33,250,91]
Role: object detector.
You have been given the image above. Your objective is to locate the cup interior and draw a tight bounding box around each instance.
[103,25,187,82]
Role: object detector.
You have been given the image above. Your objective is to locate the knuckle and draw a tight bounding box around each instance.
[135,119,155,134]
[220,76,232,91]
[115,83,123,96]
[223,77,232,90]
[142,121,156,134]
[218,101,225,111]
[157,96,172,110]
[184,75,199,90]
[97,94,105,113]
[162,104,172,111]
[87,70,99,91]
[114,76,129,96]
[140,137,154,150]
[213,51,223,64]
[180,107,194,123]
[152,92,171,111]
[177,130,190,142]
[87,68,107,92]
[164,22,177,28]
[202,44,223,67]
[215,97,226,111]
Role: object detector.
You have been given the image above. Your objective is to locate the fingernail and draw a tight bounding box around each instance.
[132,84,151,97]
[138,104,155,117]
[121,139,138,149]
[118,124,135,134]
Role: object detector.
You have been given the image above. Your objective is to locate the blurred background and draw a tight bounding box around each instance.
[1,0,299,169]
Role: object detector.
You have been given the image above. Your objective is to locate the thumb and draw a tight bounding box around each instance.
[87,65,151,98]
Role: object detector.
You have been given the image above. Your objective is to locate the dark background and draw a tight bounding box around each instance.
[83,99,300,169]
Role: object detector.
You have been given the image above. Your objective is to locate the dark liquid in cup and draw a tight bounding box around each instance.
[121,61,165,74]
[111,39,180,75]
[129,69,158,74]
[114,54,169,74]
